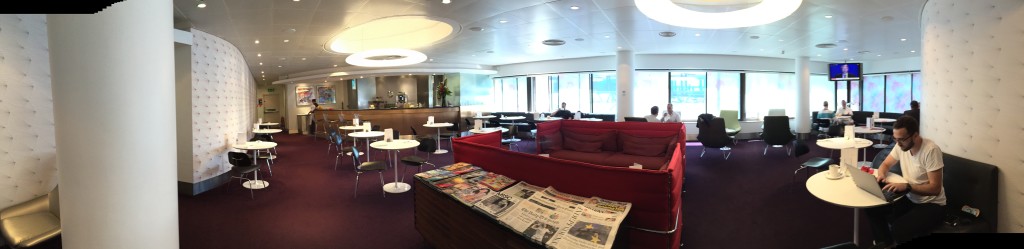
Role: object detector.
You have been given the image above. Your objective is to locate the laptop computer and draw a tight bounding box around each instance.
[848,164,908,202]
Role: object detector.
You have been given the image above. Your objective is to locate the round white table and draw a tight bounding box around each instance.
[817,137,874,168]
[499,116,525,142]
[371,139,420,194]
[339,125,366,132]
[806,170,906,246]
[534,117,562,122]
[853,126,885,162]
[469,127,508,134]
[232,141,278,190]
[578,118,602,121]
[470,115,497,128]
[257,122,279,128]
[872,118,897,148]
[348,131,384,159]
[423,123,453,154]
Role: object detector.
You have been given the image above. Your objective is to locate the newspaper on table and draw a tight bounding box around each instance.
[473,181,541,218]
[497,187,581,245]
[545,197,632,249]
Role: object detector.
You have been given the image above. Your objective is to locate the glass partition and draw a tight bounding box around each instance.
[591,72,617,114]
[885,73,912,113]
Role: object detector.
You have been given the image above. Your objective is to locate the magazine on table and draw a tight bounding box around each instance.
[478,172,517,191]
[443,162,481,175]
[450,182,492,206]
[415,168,456,182]
[432,176,480,195]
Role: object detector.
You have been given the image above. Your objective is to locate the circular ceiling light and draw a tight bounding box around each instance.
[345,48,427,67]
[326,15,461,54]
[542,39,566,46]
[634,0,803,29]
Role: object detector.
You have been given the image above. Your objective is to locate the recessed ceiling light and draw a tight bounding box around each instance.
[843,48,849,51]
[877,54,882,56]
[499,20,508,24]
[542,39,566,46]
[825,15,833,18]
[617,47,622,49]
[469,27,484,31]
[278,65,282,68]
[910,50,916,53]
[284,39,290,43]
[293,0,300,2]
[900,38,907,41]
[816,54,821,56]
[301,58,306,60]
[259,62,263,65]
[429,58,434,61]
[254,40,260,44]
[694,33,701,37]
[345,48,428,67]
[197,0,207,8]
[604,35,611,38]
[261,71,264,74]
[333,64,338,67]
[360,76,364,78]
[257,53,262,57]
[442,0,451,4]
[659,31,676,37]
[570,6,580,10]
[815,43,837,48]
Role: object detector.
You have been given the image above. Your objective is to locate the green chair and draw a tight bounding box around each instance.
[720,110,742,140]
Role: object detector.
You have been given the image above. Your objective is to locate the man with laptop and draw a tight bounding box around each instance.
[864,116,946,248]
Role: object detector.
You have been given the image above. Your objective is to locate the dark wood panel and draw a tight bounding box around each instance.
[311,107,460,136]
[414,180,543,249]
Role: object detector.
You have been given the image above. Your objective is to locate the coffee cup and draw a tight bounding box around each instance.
[828,164,841,178]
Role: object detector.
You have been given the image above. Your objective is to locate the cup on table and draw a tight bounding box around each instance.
[828,164,841,178]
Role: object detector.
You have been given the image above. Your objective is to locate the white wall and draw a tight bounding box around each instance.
[0,14,57,210]
[188,29,255,183]
[375,75,420,105]
[495,54,835,77]
[922,0,1024,233]
[863,56,922,74]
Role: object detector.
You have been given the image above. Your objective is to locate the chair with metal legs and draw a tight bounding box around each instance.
[228,151,260,199]
[332,133,357,170]
[350,146,387,198]
[400,137,438,182]
[792,140,832,183]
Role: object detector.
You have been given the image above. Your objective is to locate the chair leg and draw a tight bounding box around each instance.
[353,172,361,198]
[378,172,387,197]
[334,153,341,170]
[722,149,731,160]
[763,145,769,155]
[700,147,707,158]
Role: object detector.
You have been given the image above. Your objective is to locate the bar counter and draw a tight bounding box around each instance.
[304,106,461,136]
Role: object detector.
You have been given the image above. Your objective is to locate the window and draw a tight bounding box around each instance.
[591,72,617,114]
[557,73,591,113]
[534,75,553,113]
[911,72,923,102]
[633,71,669,117]
[849,80,861,111]
[836,81,848,109]
[885,74,912,113]
[706,72,740,116]
[809,74,834,114]
[669,72,707,120]
[744,72,795,119]
[861,76,885,112]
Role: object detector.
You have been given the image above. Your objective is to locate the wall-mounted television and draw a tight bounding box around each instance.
[829,63,862,81]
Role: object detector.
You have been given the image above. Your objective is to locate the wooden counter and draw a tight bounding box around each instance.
[309,107,461,136]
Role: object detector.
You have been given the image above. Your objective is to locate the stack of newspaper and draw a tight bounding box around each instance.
[473,182,632,249]
[417,162,518,206]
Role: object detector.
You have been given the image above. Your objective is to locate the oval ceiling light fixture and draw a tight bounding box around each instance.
[634,0,803,29]
[326,15,461,54]
[345,48,428,67]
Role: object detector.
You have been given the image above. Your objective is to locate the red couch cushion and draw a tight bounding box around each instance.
[618,130,677,157]
[538,131,563,152]
[563,136,602,153]
[602,153,669,170]
[562,127,618,151]
[548,150,615,165]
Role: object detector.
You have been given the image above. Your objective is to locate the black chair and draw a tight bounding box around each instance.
[624,117,647,122]
[500,125,519,151]
[332,133,358,170]
[400,137,438,182]
[696,116,732,159]
[793,140,832,183]
[761,116,795,156]
[228,151,260,199]
[350,146,387,198]
[439,122,460,149]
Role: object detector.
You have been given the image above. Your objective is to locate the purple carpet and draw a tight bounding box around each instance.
[173,133,889,248]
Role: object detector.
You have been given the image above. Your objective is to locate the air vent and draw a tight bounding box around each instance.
[469,27,484,31]
[542,39,566,46]
[815,43,837,48]
[659,31,676,37]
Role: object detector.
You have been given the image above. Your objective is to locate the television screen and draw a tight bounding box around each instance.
[829,63,862,81]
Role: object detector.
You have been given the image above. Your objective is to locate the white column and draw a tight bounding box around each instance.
[616,50,635,121]
[795,56,811,134]
[48,0,180,248]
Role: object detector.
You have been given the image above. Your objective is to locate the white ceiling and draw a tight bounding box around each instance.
[172,0,927,85]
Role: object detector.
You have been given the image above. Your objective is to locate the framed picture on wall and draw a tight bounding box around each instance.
[317,85,336,104]
[296,86,313,106]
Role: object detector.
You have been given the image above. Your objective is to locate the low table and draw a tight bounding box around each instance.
[348,131,384,159]
[371,139,420,194]
[470,115,497,128]
[232,141,278,190]
[424,122,454,154]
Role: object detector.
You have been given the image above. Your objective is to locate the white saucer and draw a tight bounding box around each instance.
[825,173,843,180]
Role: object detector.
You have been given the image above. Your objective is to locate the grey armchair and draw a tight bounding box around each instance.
[0,186,60,248]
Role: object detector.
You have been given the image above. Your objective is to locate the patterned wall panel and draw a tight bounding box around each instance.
[922,0,1024,232]
[0,15,57,209]
[189,29,255,183]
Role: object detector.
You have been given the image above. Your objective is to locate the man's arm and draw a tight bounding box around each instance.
[875,154,898,182]
[908,169,943,196]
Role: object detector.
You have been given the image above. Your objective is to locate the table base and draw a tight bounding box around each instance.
[433,149,449,154]
[384,182,411,193]
[243,180,269,190]
[872,144,889,149]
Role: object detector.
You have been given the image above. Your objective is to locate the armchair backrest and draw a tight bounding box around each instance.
[697,118,730,148]
[720,110,740,130]
[942,154,999,232]
[762,116,794,145]
[768,109,786,116]
[228,152,252,168]
[48,187,59,218]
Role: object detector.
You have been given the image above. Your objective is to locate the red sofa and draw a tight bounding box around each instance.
[535,120,683,170]
[452,126,684,249]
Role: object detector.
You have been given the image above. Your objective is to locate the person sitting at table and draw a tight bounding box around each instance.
[903,100,920,123]
[833,100,854,125]
[865,116,946,248]
[659,103,681,123]
[551,102,573,119]
[820,101,833,115]
[644,106,660,122]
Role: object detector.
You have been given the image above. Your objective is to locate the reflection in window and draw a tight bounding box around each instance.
[707,72,740,117]
[669,72,707,120]
[911,73,923,102]
[850,80,861,111]
[836,81,848,109]
[744,72,795,119]
[862,76,884,112]
[633,71,669,117]
[557,73,591,113]
[591,73,617,114]
[810,75,834,114]
[885,74,912,113]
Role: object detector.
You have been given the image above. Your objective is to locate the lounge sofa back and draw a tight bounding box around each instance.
[535,120,685,170]
[453,132,684,249]
[934,153,999,233]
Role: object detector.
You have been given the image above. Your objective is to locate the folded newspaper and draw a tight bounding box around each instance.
[492,185,632,249]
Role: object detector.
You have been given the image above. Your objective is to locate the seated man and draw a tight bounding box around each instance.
[644,106,660,122]
[551,102,573,119]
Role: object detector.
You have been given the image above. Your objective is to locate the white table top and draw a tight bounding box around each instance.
[469,127,508,134]
[370,139,420,150]
[874,118,897,123]
[853,126,885,134]
[348,131,385,138]
[471,115,497,119]
[806,171,907,208]
[578,118,602,121]
[233,141,278,150]
[535,117,562,121]
[816,137,873,149]
[253,129,283,134]
[499,116,525,121]
[258,122,279,126]
[339,126,366,130]
[424,122,453,128]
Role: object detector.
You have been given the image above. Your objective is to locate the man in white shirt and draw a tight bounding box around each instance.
[660,103,681,123]
[643,106,660,122]
[865,116,946,247]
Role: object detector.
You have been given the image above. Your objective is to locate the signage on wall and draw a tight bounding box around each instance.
[267,88,275,92]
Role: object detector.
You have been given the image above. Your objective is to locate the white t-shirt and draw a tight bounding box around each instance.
[889,138,946,205]
[643,114,659,122]
[660,111,681,123]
